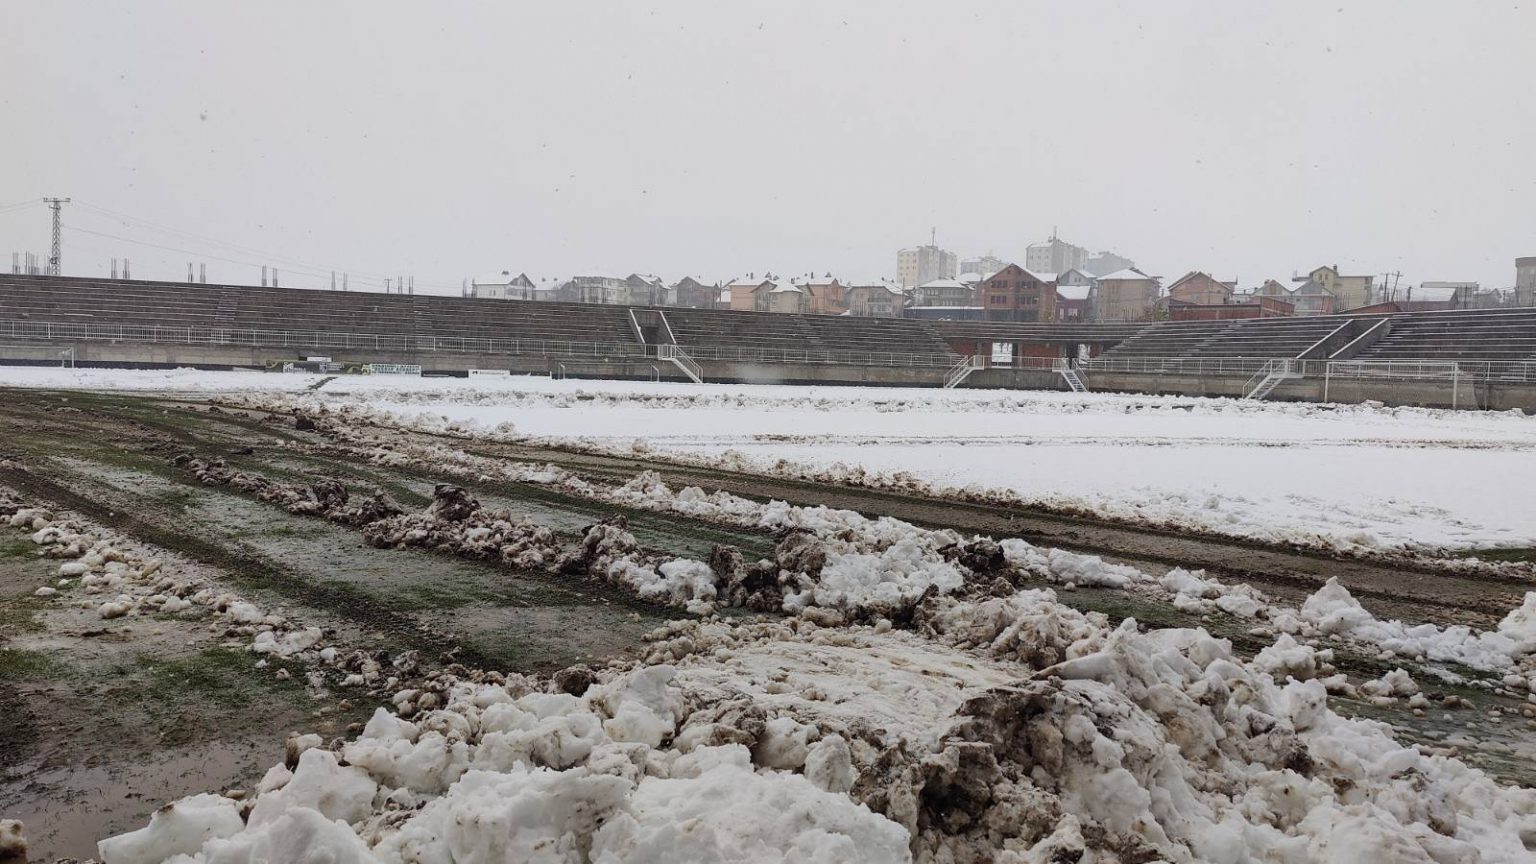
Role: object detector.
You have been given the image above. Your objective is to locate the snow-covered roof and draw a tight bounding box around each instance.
[918,278,968,290]
[1032,272,1058,283]
[1097,268,1149,281]
[850,282,904,295]
[728,277,769,288]
[956,271,983,283]
[1056,285,1092,300]
[768,282,804,294]
[1411,283,1469,301]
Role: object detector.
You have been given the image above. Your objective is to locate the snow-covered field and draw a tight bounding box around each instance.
[7,366,1536,552]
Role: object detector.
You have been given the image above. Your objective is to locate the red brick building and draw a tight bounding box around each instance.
[980,264,1057,322]
[1168,296,1294,320]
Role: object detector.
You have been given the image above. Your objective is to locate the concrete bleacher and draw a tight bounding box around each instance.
[662,307,958,363]
[1101,316,1362,362]
[0,275,956,366]
[1356,309,1536,363]
[5,275,1535,381]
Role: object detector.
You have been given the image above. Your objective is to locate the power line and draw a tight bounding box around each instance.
[68,200,458,291]
[0,199,44,216]
[61,224,392,290]
[70,201,398,282]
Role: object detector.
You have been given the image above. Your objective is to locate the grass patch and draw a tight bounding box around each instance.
[113,647,308,711]
[1461,547,1536,565]
[0,536,37,560]
[0,646,68,680]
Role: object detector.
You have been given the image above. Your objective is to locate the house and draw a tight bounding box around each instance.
[1056,284,1092,320]
[798,275,847,315]
[469,272,537,300]
[672,276,719,309]
[1296,265,1374,311]
[751,279,807,314]
[1166,271,1235,306]
[624,274,667,306]
[560,273,629,305]
[914,278,975,307]
[845,280,905,317]
[1094,268,1160,321]
[1288,279,1337,316]
[980,264,1057,322]
[727,276,772,311]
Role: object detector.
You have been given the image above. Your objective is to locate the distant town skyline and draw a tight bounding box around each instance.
[3,2,1532,294]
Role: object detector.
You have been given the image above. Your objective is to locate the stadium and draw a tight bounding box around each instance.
[4,273,1536,410]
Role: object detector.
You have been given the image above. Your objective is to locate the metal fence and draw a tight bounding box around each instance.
[0,319,960,368]
[1077,355,1536,383]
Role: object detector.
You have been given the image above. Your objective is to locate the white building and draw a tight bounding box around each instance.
[896,245,958,288]
[1025,236,1089,276]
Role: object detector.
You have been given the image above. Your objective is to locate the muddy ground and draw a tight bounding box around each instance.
[1,387,1534,860]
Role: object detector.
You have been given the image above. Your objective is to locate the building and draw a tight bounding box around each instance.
[1168,296,1293,321]
[727,276,772,311]
[469,272,537,300]
[1296,265,1374,311]
[1084,250,1135,277]
[624,274,667,306]
[1094,268,1160,321]
[980,264,1057,322]
[845,280,905,318]
[1056,284,1091,320]
[672,276,718,309]
[561,273,629,305]
[1518,257,1536,307]
[797,276,847,315]
[752,279,807,314]
[896,244,958,288]
[914,278,975,307]
[1025,235,1089,276]
[959,255,1006,279]
[1166,271,1235,306]
[1287,279,1337,316]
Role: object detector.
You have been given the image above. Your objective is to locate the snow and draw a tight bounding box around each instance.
[25,368,1486,555]
[1098,268,1149,281]
[237,375,1532,554]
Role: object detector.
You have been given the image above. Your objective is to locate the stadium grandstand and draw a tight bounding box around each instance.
[2,274,1535,409]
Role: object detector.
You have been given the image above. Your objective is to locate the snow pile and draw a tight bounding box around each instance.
[102,585,1536,863]
[1299,577,1536,671]
[361,484,562,569]
[556,515,720,612]
[103,660,910,864]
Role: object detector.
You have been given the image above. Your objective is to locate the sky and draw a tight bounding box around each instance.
[2,1,1533,296]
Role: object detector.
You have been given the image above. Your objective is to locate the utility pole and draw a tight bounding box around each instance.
[43,197,70,275]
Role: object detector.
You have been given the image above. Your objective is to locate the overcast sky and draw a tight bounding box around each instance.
[2,2,1533,295]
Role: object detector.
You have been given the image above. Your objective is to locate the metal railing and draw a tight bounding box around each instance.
[1081,355,1536,383]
